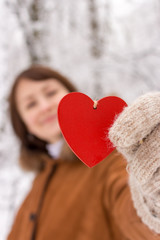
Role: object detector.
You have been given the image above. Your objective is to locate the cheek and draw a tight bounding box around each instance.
[22,111,39,131]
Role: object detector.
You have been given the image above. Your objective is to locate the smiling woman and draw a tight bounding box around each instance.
[7,65,160,240]
[9,65,77,171]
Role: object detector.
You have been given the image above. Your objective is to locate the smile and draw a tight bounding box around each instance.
[44,114,57,123]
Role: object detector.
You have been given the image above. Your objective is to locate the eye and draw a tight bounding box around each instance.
[46,90,57,97]
[26,101,36,109]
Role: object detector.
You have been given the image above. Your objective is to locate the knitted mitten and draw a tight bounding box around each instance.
[108,92,160,233]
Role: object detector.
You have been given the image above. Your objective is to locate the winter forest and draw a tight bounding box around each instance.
[0,0,160,239]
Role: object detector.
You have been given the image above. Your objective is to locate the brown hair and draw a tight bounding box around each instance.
[9,64,78,171]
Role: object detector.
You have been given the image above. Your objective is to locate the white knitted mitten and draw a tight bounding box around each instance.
[109,92,160,233]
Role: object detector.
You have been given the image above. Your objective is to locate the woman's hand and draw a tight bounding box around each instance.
[109,92,160,184]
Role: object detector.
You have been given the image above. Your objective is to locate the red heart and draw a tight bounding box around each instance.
[58,92,127,167]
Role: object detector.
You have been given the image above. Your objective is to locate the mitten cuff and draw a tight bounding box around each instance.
[129,175,160,234]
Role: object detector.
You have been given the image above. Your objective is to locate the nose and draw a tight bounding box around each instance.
[39,98,52,112]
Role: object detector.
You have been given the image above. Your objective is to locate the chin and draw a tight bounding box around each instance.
[46,132,62,142]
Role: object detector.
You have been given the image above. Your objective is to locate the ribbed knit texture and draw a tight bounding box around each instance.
[109,92,160,234]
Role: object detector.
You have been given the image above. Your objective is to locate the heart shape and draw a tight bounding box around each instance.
[58,92,127,167]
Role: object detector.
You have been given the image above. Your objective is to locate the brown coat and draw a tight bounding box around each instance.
[7,150,160,240]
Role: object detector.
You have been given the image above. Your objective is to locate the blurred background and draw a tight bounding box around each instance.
[0,0,160,239]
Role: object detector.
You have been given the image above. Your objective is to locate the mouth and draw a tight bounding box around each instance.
[44,114,57,123]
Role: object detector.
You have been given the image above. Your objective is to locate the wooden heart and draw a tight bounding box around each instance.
[58,92,127,167]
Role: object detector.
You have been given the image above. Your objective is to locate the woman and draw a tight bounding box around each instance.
[7,65,160,240]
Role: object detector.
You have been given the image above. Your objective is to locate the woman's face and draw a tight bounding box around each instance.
[15,78,69,143]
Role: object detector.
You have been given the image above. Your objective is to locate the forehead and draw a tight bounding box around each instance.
[15,78,64,101]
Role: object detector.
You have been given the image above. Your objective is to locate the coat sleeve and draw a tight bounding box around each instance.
[105,92,160,239]
[109,92,160,185]
[103,150,160,240]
